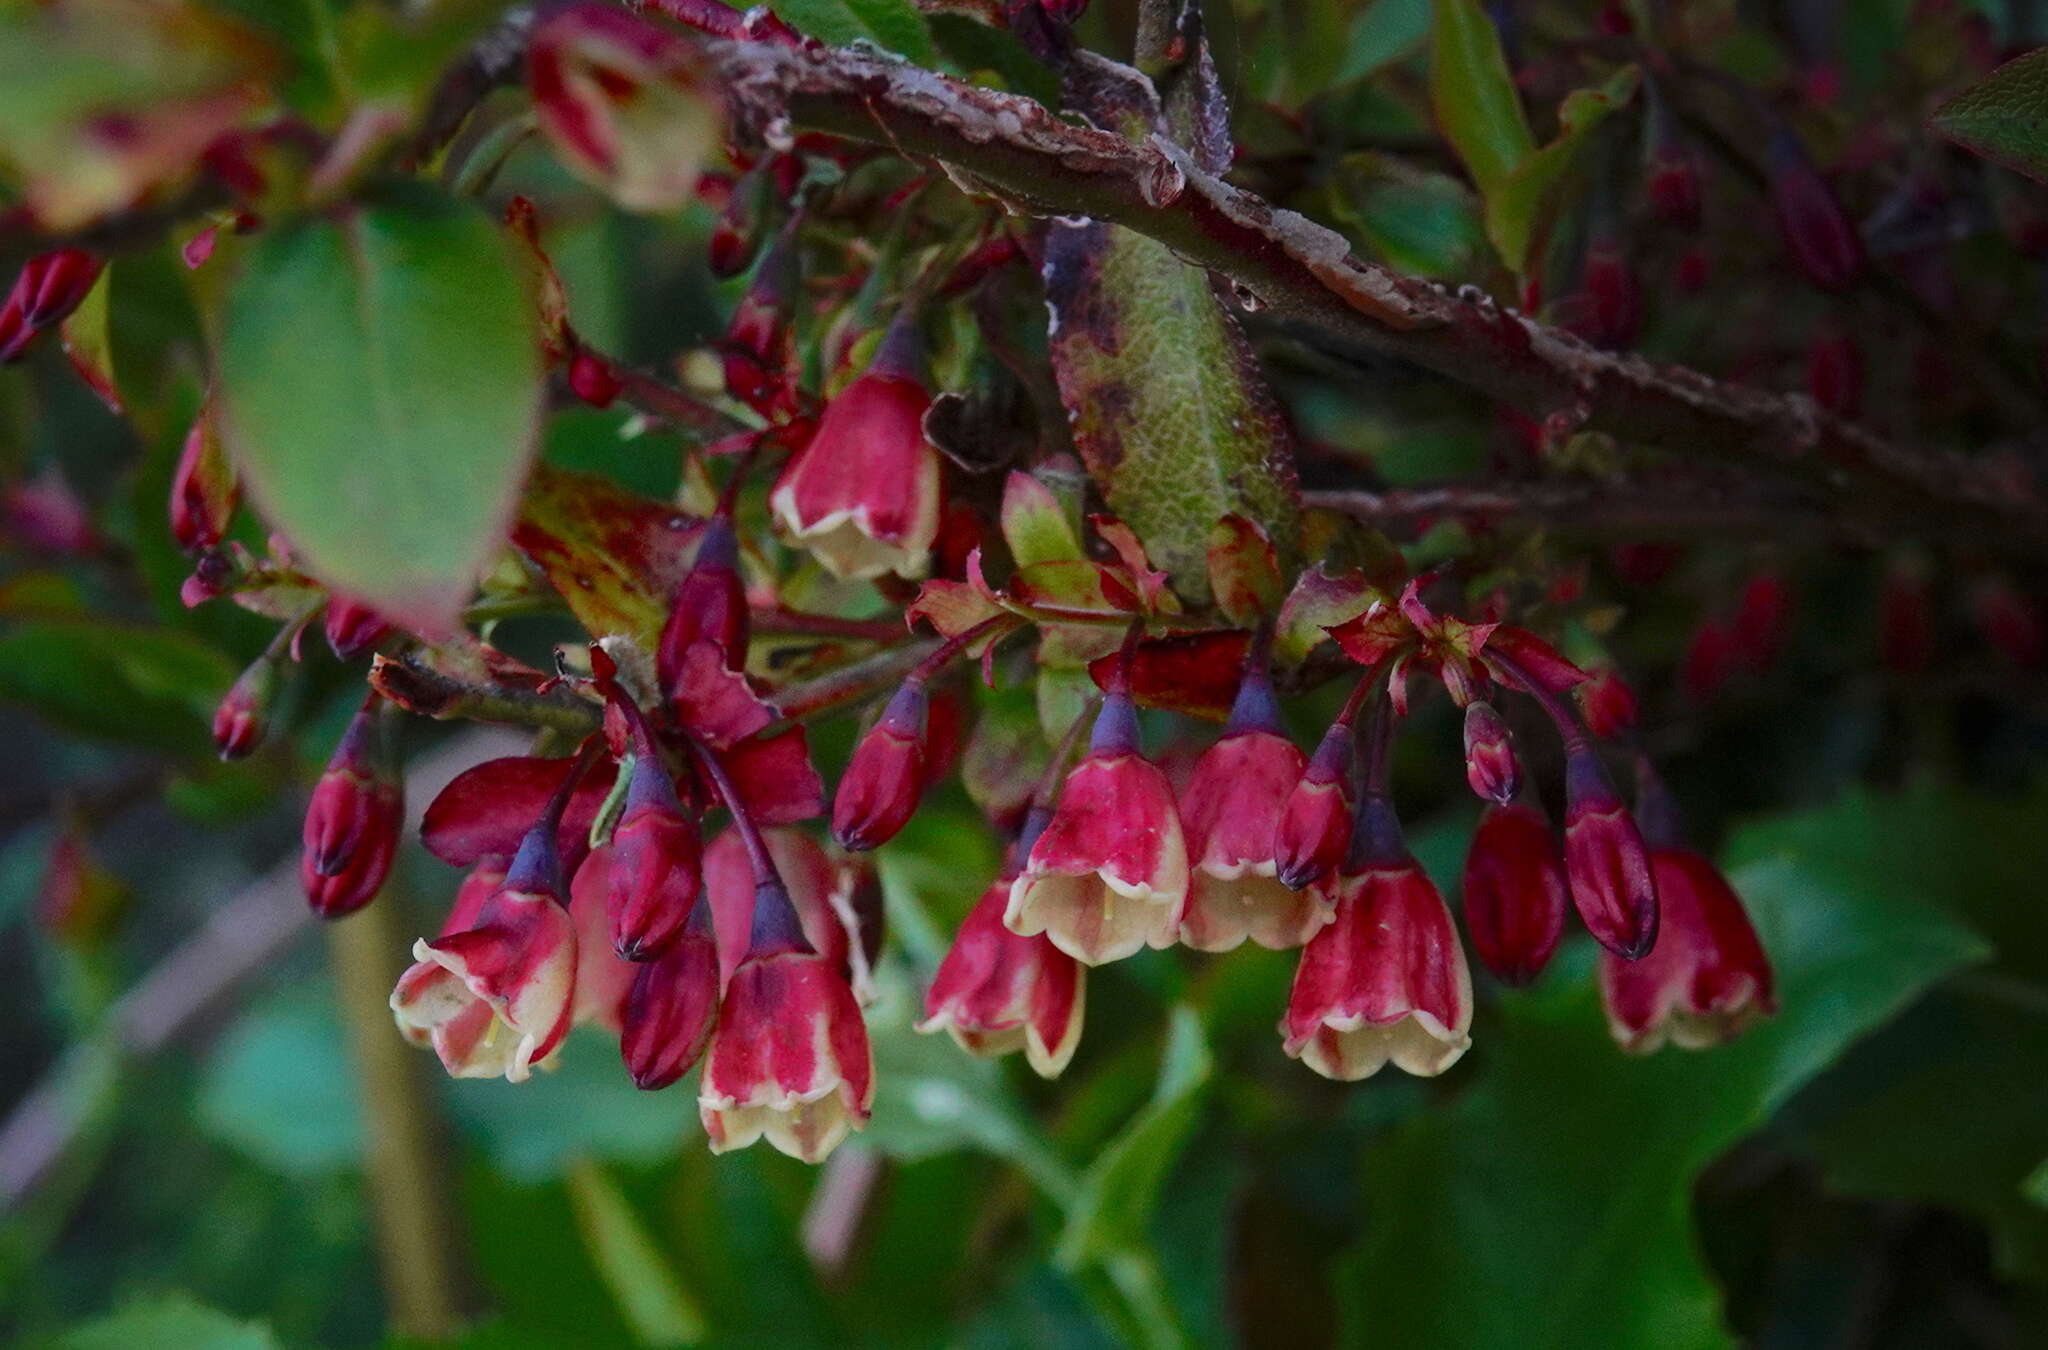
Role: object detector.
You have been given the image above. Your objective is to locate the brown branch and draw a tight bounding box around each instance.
[1303,476,1881,545]
[708,39,2048,560]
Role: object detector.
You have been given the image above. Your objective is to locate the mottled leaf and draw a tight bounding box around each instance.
[1932,46,2048,184]
[1206,515,1284,627]
[511,463,705,646]
[1275,566,1379,666]
[1043,221,1300,605]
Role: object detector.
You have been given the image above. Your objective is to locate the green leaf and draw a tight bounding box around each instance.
[1932,46,2048,184]
[216,185,543,632]
[1333,797,1988,1349]
[929,13,1060,104]
[0,620,234,755]
[447,1030,696,1182]
[1338,0,1432,83]
[1043,225,1301,603]
[55,1294,280,1350]
[1326,154,1485,278]
[564,1160,707,1347]
[1429,0,1534,199]
[1485,66,1640,272]
[196,985,363,1175]
[843,0,936,65]
[1057,1006,1214,1267]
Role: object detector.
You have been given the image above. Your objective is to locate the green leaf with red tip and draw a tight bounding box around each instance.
[1429,0,1534,201]
[1006,560,1140,622]
[1092,516,1181,617]
[1206,515,1284,627]
[1274,565,1380,666]
[216,185,543,635]
[1487,66,1640,273]
[1000,470,1085,569]
[57,262,120,414]
[1933,46,2048,184]
[1043,220,1301,606]
[511,464,705,646]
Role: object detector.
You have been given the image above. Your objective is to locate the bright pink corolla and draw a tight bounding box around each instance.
[699,881,873,1163]
[700,826,860,993]
[391,827,579,1083]
[1005,691,1187,966]
[1178,670,1327,952]
[918,875,1085,1078]
[1599,850,1775,1052]
[1273,719,1353,891]
[569,847,637,1034]
[1461,802,1567,986]
[300,701,402,918]
[770,319,940,581]
[1281,856,1473,1080]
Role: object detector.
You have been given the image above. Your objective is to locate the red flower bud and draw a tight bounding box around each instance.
[1599,850,1774,1052]
[1731,572,1793,674]
[657,516,748,682]
[1769,129,1864,291]
[722,229,797,418]
[620,900,720,1088]
[567,349,623,407]
[1681,618,1736,703]
[1574,665,1638,740]
[918,878,1085,1078]
[0,250,102,362]
[1562,747,1659,959]
[325,595,391,661]
[300,703,403,917]
[1461,803,1567,986]
[1461,700,1520,805]
[771,320,941,581]
[1274,719,1354,891]
[832,681,929,851]
[1569,239,1641,350]
[1281,857,1473,1080]
[608,751,704,960]
[213,655,277,761]
[1005,691,1187,965]
[169,406,238,554]
[1178,670,1325,951]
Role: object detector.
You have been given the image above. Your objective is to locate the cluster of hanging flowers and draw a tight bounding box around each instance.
[162,269,1780,1165]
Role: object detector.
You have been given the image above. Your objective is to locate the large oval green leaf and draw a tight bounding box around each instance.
[216,187,542,631]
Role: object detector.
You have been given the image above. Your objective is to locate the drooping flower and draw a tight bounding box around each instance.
[1598,848,1775,1052]
[770,317,941,580]
[1178,664,1328,952]
[657,515,748,681]
[918,863,1085,1078]
[1281,799,1473,1080]
[698,878,873,1163]
[700,826,859,991]
[392,819,580,1084]
[1461,802,1567,986]
[300,698,402,918]
[569,847,637,1034]
[1005,685,1187,965]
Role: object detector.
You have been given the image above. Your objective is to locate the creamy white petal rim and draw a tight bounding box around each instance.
[1179,870,1334,953]
[769,480,935,582]
[1605,973,1767,1055]
[1288,1010,1474,1081]
[1026,968,1085,1078]
[699,1074,868,1164]
[404,937,568,1084]
[1004,871,1179,966]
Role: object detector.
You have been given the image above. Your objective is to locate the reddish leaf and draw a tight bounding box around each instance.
[1087,630,1252,721]
[1483,625,1589,694]
[717,725,823,824]
[1206,514,1283,626]
[421,755,619,872]
[511,464,704,645]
